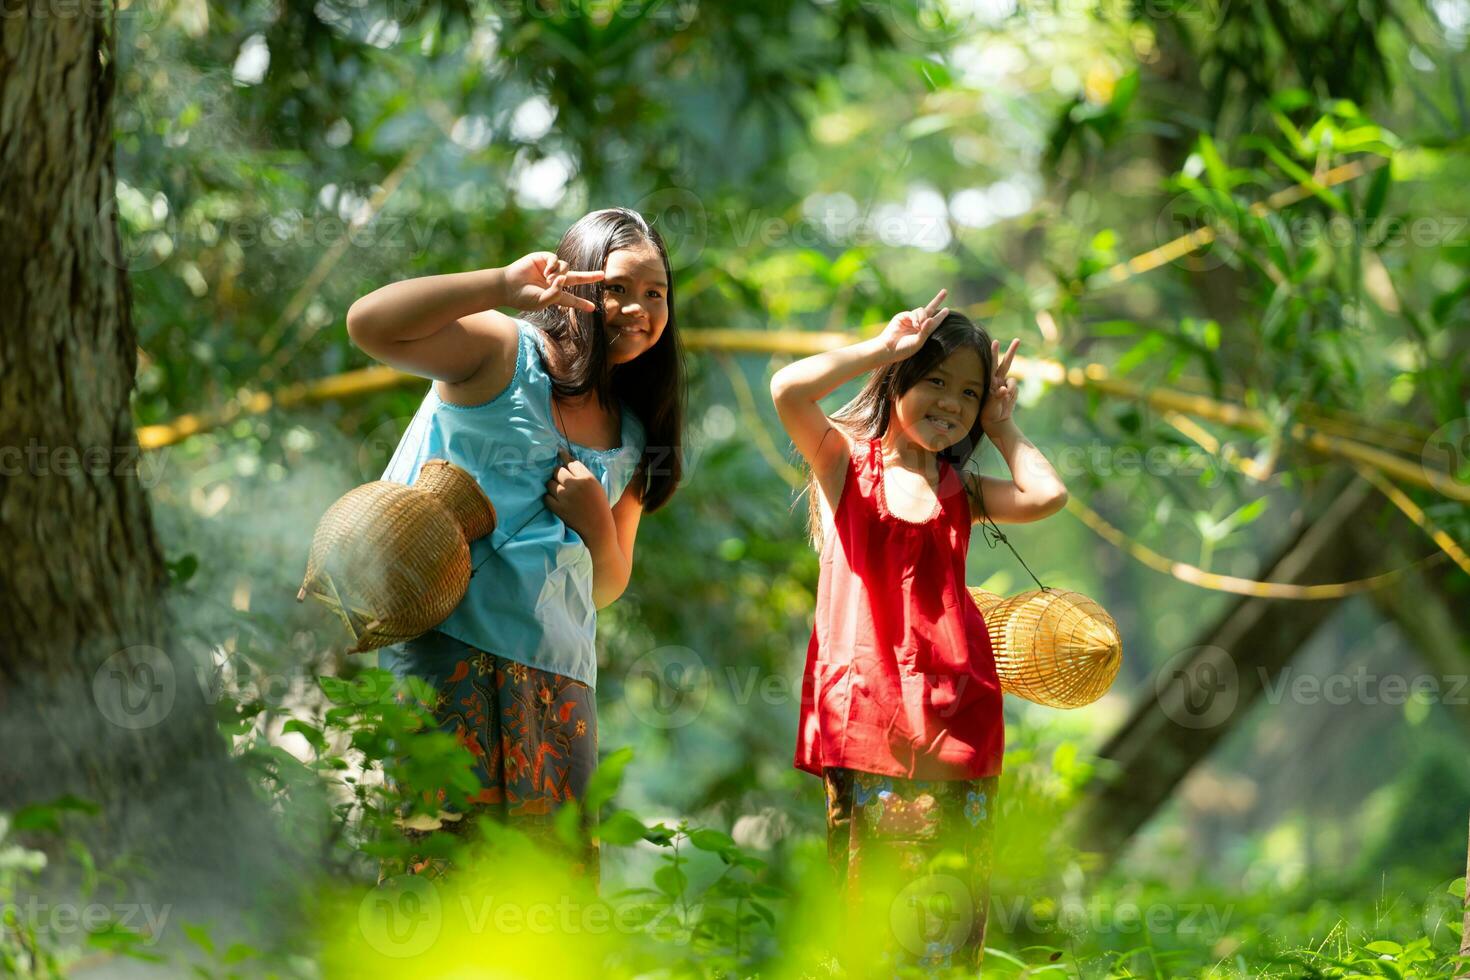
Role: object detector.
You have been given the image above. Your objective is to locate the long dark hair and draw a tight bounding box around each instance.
[805,312,995,545]
[526,207,685,512]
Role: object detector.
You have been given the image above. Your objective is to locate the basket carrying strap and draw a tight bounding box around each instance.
[468,407,581,579]
[468,500,552,579]
[973,476,1052,593]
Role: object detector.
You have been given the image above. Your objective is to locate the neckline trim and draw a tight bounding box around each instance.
[530,325,630,455]
[872,438,944,525]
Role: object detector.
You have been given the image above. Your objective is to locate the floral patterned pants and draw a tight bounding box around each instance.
[823,767,1000,974]
[378,630,599,883]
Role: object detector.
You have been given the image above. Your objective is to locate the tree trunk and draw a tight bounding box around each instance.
[1460,810,1469,976]
[0,0,291,919]
[1075,473,1380,860]
[1362,535,1470,741]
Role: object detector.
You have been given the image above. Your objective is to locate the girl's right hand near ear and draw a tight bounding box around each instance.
[878,288,950,361]
[499,252,604,313]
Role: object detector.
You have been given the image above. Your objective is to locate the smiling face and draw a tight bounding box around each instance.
[890,346,988,452]
[601,242,669,365]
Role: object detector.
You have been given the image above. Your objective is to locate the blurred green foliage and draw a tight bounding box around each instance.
[22,0,1468,973]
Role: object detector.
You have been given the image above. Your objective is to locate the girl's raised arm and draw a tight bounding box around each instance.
[963,338,1068,524]
[771,290,951,489]
[346,253,602,386]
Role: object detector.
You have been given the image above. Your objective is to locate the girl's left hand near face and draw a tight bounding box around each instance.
[544,447,612,539]
[980,338,1021,431]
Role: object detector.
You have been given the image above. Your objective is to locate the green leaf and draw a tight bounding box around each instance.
[653,864,688,898]
[221,942,257,964]
[1109,70,1139,113]
[317,676,350,704]
[182,921,214,955]
[166,553,199,586]
[554,799,583,850]
[1269,111,1308,156]
[749,901,776,928]
[282,719,326,752]
[584,746,634,815]
[1114,334,1164,377]
[1198,134,1233,192]
[687,828,736,853]
[1270,88,1313,112]
[12,795,100,833]
[595,810,647,846]
[1372,957,1404,979]
[981,947,1031,968]
[1254,140,1347,212]
[642,822,677,846]
[1091,319,1141,336]
[1362,163,1391,231]
[902,114,955,140]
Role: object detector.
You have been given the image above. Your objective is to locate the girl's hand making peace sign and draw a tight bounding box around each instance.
[981,337,1021,431]
[878,288,950,361]
[501,251,605,313]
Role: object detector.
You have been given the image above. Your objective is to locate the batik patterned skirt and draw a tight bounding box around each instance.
[823,767,1000,974]
[377,630,599,882]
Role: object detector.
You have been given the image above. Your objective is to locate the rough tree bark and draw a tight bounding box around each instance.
[0,0,291,921]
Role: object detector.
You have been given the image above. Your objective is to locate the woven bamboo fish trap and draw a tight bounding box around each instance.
[968,587,1122,708]
[297,459,496,653]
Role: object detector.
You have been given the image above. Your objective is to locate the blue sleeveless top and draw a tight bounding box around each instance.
[378,317,646,688]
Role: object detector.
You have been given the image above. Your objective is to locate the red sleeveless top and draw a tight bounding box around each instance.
[795,437,1004,781]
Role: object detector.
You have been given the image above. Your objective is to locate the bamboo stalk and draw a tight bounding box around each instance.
[1162,408,1470,584]
[1062,491,1446,599]
[135,343,1467,505]
[1083,157,1388,289]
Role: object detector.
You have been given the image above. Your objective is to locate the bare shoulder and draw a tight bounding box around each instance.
[811,425,857,517]
[436,309,524,407]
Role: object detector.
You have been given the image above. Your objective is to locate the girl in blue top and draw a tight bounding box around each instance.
[347,208,685,880]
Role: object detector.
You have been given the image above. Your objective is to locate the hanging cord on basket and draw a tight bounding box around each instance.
[973,474,1051,593]
[468,394,579,578]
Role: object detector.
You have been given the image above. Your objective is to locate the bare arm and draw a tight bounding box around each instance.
[542,449,643,609]
[769,336,888,497]
[770,290,951,504]
[589,486,643,609]
[964,419,1068,524]
[345,253,602,386]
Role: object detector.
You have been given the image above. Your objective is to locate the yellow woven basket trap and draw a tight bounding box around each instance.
[297,459,496,652]
[968,587,1122,708]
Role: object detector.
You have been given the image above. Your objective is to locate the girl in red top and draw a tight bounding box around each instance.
[770,289,1068,973]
